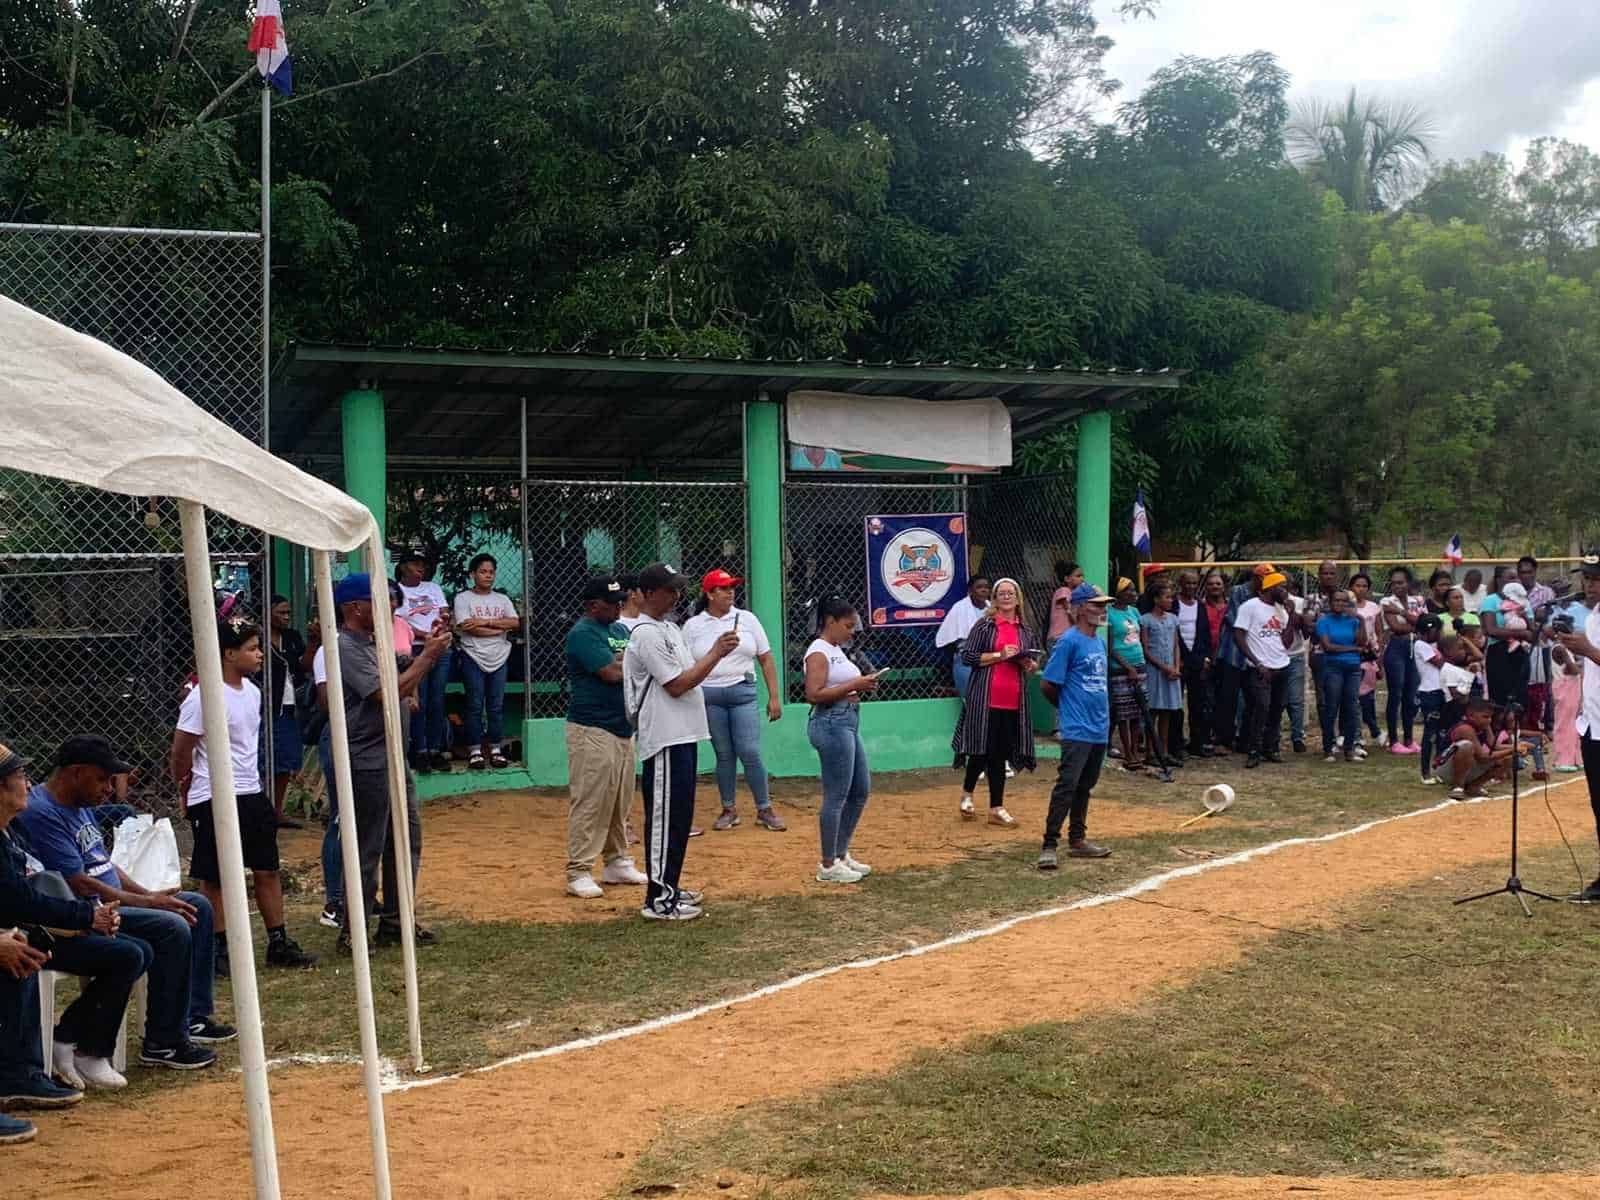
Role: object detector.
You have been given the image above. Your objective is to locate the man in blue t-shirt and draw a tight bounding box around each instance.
[563,576,649,899]
[17,735,229,1070]
[1038,583,1115,868]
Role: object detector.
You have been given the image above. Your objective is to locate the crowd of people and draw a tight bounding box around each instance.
[5,543,1600,1145]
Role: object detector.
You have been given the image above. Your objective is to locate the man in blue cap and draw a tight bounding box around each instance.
[331,574,453,950]
[1037,582,1116,868]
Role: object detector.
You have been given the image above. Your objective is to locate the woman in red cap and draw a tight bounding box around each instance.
[683,569,787,832]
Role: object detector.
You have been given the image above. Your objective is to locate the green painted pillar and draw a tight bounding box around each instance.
[1075,410,1112,592]
[341,387,386,570]
[271,538,292,603]
[745,395,785,700]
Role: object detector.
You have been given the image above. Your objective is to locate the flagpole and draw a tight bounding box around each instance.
[260,76,275,784]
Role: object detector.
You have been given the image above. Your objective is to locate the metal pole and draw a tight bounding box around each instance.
[179,502,281,1199]
[314,552,394,1200]
[260,79,275,789]
[520,396,531,713]
[366,529,424,1071]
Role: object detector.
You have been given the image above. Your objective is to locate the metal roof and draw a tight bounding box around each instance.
[274,342,1180,471]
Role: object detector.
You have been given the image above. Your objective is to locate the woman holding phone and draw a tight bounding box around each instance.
[683,569,786,832]
[951,577,1039,824]
[805,596,881,883]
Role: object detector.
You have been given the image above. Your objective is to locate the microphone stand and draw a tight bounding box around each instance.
[1453,702,1560,917]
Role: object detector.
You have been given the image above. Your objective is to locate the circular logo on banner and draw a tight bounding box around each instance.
[881,528,956,606]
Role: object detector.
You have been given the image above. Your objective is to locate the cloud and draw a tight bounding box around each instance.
[1094,0,1600,161]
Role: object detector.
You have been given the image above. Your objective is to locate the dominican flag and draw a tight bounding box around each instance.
[1444,534,1463,566]
[248,1,293,95]
[1131,487,1151,558]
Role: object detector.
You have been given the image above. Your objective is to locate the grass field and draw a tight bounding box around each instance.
[626,841,1600,1198]
[186,747,1493,1079]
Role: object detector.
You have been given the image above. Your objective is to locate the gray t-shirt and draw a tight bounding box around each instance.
[623,616,710,762]
[339,627,411,770]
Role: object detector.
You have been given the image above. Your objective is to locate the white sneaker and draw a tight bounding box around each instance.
[1334,736,1344,750]
[959,794,976,819]
[640,901,702,921]
[816,860,864,884]
[1353,746,1369,760]
[1004,764,1016,779]
[51,1041,85,1090]
[565,875,604,899]
[1377,732,1390,748]
[601,858,648,885]
[1324,753,1338,763]
[74,1054,127,1091]
[842,853,873,877]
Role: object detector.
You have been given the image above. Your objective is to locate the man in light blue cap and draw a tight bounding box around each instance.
[1036,582,1115,869]
[331,574,453,951]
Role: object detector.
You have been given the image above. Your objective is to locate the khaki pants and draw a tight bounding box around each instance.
[565,722,633,878]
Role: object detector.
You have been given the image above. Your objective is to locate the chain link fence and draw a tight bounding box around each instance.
[782,474,1076,703]
[0,223,263,806]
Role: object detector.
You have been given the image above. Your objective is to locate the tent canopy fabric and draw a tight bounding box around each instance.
[0,295,373,553]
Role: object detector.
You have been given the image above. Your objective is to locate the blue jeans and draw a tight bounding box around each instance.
[1383,636,1419,745]
[0,973,44,1084]
[318,727,342,911]
[1318,661,1362,755]
[1285,652,1307,744]
[703,681,771,811]
[118,892,215,1048]
[409,647,453,756]
[952,654,972,702]
[1418,690,1444,779]
[809,705,870,861]
[460,656,508,749]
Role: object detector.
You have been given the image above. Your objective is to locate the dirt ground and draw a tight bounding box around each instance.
[19,781,1598,1199]
[279,775,1185,923]
[851,1180,1596,1200]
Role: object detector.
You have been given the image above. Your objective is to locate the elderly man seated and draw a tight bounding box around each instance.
[17,736,230,1073]
[0,740,134,1144]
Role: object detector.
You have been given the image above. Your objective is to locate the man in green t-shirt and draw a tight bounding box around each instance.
[564,576,648,898]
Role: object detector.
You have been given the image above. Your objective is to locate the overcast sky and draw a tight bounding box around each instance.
[1095,0,1600,163]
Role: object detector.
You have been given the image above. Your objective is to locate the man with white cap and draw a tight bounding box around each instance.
[1234,571,1296,768]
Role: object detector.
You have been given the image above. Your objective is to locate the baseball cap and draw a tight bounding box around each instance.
[1252,563,1276,577]
[1070,583,1113,605]
[56,734,132,775]
[1260,571,1288,590]
[396,547,430,567]
[1571,553,1600,578]
[0,741,31,780]
[580,575,626,604]
[334,573,373,606]
[638,562,689,594]
[701,568,743,591]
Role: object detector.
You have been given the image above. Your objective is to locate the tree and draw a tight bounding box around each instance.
[1269,218,1526,557]
[1288,88,1436,213]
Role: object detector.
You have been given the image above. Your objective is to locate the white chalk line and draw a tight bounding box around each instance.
[381,775,1588,1095]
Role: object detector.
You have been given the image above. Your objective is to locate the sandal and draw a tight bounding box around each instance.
[959,795,976,820]
[988,806,1017,828]
[490,749,509,769]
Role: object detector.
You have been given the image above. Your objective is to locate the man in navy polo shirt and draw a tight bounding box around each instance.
[18,735,228,1070]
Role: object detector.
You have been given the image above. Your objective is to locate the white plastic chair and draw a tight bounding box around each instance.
[39,970,146,1075]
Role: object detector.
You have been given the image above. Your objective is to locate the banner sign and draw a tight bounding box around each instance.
[863,512,968,628]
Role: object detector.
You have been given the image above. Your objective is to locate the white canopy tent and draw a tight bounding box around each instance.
[0,293,419,1198]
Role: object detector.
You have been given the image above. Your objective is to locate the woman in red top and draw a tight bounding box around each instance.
[950,578,1040,825]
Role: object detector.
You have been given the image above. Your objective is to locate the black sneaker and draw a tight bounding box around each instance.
[187,1018,237,1044]
[266,936,319,970]
[1577,878,1600,903]
[1264,751,1285,764]
[140,1041,218,1071]
[410,751,432,775]
[1292,740,1307,754]
[375,921,438,948]
[1245,754,1262,769]
[0,1072,83,1110]
[430,750,452,772]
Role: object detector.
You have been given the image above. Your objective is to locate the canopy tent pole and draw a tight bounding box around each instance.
[314,551,394,1200]
[178,500,281,1199]
[364,529,424,1071]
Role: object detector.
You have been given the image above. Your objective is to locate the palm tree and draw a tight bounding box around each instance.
[1288,88,1436,212]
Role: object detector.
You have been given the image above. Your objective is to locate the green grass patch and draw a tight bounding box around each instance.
[626,844,1600,1196]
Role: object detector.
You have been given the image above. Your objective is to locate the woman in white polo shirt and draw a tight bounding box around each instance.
[684,569,786,832]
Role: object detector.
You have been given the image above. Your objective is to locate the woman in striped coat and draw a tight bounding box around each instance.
[951,578,1040,825]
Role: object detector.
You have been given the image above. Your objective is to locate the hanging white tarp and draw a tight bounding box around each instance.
[786,389,1013,469]
[0,293,372,552]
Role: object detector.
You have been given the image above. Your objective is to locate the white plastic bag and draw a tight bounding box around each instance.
[109,814,181,892]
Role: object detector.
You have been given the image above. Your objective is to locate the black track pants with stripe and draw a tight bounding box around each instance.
[642,742,698,911]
